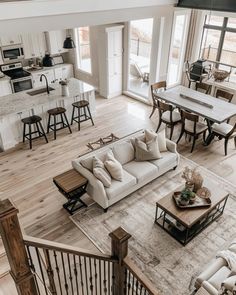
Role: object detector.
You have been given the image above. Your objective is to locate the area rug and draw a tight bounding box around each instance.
[70,156,236,295]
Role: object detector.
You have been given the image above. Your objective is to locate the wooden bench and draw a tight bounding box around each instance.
[53,169,88,215]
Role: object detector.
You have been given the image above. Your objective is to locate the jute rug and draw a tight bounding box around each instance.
[70,156,236,295]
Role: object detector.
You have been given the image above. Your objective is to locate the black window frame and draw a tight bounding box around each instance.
[200,15,236,64]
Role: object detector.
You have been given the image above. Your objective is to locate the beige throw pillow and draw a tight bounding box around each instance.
[145,129,167,152]
[134,137,162,161]
[92,156,111,188]
[104,151,123,181]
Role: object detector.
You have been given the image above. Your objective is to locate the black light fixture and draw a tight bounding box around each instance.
[63,30,75,49]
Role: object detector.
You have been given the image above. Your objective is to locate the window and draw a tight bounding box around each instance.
[200,15,236,67]
[76,27,92,73]
[167,12,189,86]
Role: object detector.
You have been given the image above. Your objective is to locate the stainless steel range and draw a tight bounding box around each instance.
[1,62,33,93]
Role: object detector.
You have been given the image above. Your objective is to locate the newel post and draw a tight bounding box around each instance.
[109,227,132,295]
[0,199,38,295]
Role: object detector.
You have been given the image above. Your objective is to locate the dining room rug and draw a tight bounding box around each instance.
[70,156,236,295]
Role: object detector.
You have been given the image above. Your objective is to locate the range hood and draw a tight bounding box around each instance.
[177,0,236,13]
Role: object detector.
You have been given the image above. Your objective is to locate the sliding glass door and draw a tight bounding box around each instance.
[167,11,190,86]
[127,18,153,99]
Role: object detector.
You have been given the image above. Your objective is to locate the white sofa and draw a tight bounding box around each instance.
[195,240,236,295]
[72,130,179,211]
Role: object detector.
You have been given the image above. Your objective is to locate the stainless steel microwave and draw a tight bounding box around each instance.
[1,44,24,63]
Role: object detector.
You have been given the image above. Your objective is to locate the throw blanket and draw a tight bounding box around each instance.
[217,250,236,295]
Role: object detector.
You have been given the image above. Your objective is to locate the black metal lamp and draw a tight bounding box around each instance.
[63,35,75,49]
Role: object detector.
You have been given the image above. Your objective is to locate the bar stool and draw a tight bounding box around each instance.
[71,98,94,131]
[22,115,48,149]
[47,107,72,140]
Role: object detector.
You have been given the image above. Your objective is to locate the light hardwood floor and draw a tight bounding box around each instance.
[0,95,236,290]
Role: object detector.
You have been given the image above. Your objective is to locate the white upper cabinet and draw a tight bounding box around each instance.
[0,52,3,65]
[22,33,46,59]
[45,30,68,55]
[0,35,22,46]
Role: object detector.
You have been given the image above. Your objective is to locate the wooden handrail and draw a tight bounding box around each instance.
[23,234,118,263]
[123,256,160,295]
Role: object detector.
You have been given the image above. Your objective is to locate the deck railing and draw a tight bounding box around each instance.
[0,199,159,295]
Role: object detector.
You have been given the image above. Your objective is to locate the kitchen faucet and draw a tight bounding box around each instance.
[40,74,50,94]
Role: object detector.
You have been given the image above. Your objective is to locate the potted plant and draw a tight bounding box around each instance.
[179,188,196,206]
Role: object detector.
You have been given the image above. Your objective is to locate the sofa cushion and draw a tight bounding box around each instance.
[123,160,158,183]
[229,241,236,254]
[150,151,177,170]
[80,149,112,172]
[208,266,231,291]
[104,151,124,181]
[105,170,137,199]
[112,140,135,165]
[92,156,111,188]
[134,138,162,161]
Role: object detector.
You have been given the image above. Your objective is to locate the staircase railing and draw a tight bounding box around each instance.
[0,199,159,295]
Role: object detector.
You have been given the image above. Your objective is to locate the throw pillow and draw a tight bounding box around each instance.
[145,129,167,152]
[92,156,111,188]
[134,137,162,161]
[104,151,123,181]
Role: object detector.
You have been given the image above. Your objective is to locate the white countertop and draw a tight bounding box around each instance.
[23,63,72,74]
[0,75,10,82]
[0,78,95,118]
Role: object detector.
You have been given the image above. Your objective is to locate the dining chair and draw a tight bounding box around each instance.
[177,110,208,153]
[156,99,181,140]
[215,89,233,103]
[150,81,166,118]
[196,82,212,94]
[211,122,236,155]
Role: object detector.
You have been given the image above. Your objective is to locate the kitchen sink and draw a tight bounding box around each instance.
[27,87,55,96]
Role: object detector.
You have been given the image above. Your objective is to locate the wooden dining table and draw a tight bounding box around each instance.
[156,85,236,145]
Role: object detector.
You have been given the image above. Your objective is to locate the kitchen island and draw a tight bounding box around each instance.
[0,78,96,151]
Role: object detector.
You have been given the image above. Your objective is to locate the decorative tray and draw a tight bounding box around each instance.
[173,191,211,209]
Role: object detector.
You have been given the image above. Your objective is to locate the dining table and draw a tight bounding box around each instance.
[156,85,236,145]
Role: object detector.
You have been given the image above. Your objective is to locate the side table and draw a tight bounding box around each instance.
[53,169,88,215]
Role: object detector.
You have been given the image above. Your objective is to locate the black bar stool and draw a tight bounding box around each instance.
[22,115,48,149]
[71,99,94,131]
[47,107,72,140]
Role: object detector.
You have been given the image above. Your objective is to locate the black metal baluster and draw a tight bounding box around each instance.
[111,262,115,295]
[83,256,89,294]
[140,284,143,295]
[108,261,111,295]
[61,252,69,295]
[132,273,135,295]
[53,250,63,295]
[35,247,49,295]
[123,267,128,295]
[67,253,74,295]
[79,256,85,295]
[26,246,41,295]
[44,249,57,295]
[99,259,102,295]
[127,269,131,295]
[73,255,80,295]
[103,260,107,294]
[88,257,93,293]
[135,279,139,295]
[94,258,98,295]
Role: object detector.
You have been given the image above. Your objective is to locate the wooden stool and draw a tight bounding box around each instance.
[71,100,94,131]
[22,115,48,149]
[47,107,72,140]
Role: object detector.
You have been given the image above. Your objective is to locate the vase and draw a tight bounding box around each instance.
[185,181,194,192]
[193,176,203,193]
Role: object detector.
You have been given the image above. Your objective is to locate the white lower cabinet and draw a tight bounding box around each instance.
[0,79,12,96]
[32,69,55,88]
[54,64,74,82]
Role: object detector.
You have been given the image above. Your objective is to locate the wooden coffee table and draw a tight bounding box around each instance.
[154,178,229,245]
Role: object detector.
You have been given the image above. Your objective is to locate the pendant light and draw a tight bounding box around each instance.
[63,30,75,49]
